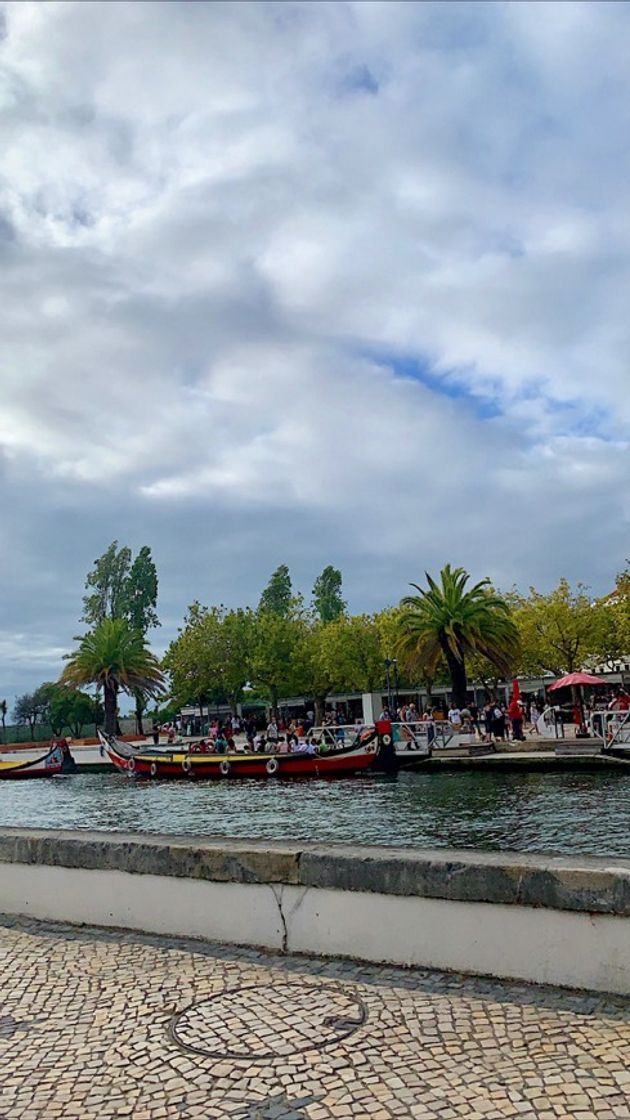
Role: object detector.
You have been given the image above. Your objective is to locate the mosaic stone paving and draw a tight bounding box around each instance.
[0,916,628,1119]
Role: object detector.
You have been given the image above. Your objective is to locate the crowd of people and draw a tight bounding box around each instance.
[152,685,630,756]
[150,710,337,756]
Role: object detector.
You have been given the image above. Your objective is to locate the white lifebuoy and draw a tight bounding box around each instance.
[150,762,158,778]
[127,757,135,773]
[266,757,279,776]
[381,733,392,746]
[182,757,192,774]
[219,759,231,777]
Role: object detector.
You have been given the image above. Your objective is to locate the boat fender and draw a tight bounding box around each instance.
[128,757,135,773]
[182,757,192,774]
[150,762,158,778]
[266,757,279,776]
[219,759,231,777]
[381,733,392,746]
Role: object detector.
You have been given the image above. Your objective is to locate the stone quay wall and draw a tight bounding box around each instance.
[0,828,628,995]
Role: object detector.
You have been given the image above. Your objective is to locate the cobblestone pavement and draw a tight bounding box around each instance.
[0,917,628,1120]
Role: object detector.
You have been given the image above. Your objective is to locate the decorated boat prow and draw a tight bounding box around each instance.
[0,743,65,780]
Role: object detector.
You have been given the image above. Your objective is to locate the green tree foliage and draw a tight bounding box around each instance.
[62,619,165,735]
[82,540,159,633]
[312,565,346,623]
[292,621,334,723]
[36,682,103,737]
[397,565,519,707]
[82,541,160,734]
[82,541,133,625]
[511,579,618,676]
[13,692,46,737]
[258,564,292,617]
[125,546,160,633]
[164,603,254,714]
[602,564,630,664]
[325,614,385,693]
[250,605,303,711]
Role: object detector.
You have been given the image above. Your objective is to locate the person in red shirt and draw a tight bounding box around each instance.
[507,697,525,741]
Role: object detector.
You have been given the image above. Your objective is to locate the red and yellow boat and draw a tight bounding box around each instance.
[102,730,379,780]
[0,743,64,779]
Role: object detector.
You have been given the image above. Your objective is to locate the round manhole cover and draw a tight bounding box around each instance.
[170,981,367,1060]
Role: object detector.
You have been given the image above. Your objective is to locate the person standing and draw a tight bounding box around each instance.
[507,695,525,741]
[491,702,506,742]
[447,704,462,731]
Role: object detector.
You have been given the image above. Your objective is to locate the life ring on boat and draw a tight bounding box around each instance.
[182,757,192,774]
[127,757,135,773]
[219,759,231,777]
[266,757,279,776]
[381,734,392,746]
[150,762,158,778]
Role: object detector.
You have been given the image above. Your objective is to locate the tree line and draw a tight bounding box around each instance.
[6,544,630,740]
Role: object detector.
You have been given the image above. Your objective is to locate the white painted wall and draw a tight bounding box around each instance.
[0,864,284,950]
[0,863,628,995]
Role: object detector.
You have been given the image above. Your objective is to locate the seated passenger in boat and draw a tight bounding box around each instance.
[214,733,228,754]
[277,736,289,754]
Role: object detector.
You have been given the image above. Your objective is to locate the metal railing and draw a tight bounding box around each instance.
[391,720,476,752]
[590,707,630,750]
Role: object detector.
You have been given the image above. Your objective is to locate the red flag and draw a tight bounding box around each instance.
[511,679,521,703]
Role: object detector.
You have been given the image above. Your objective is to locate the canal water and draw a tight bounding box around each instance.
[0,770,628,856]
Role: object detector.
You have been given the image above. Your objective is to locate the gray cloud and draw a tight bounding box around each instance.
[1,0,629,700]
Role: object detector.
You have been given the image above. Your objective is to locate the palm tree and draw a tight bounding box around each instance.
[61,619,165,735]
[398,565,518,707]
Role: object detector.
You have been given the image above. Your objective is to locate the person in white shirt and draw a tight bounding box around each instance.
[448,706,462,729]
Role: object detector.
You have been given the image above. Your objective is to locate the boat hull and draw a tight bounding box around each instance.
[0,745,64,780]
[104,735,379,780]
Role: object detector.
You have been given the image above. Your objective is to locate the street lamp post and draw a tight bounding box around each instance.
[384,658,396,717]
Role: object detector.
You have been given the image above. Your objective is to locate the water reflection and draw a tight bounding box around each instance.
[0,771,628,856]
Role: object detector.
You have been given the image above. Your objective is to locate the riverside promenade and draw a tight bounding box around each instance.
[0,830,629,1118]
[1,914,629,1120]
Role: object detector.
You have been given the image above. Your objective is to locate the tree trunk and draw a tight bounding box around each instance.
[314,695,327,724]
[135,692,145,736]
[441,640,467,708]
[270,685,278,718]
[104,682,118,736]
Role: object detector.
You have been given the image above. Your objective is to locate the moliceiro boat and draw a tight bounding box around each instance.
[0,743,65,779]
[101,727,383,780]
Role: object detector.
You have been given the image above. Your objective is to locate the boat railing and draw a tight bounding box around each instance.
[306,724,371,750]
[311,721,479,753]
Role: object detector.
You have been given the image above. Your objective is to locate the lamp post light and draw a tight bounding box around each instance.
[393,659,399,714]
[384,658,397,717]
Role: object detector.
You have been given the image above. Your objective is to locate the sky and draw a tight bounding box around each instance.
[2,0,630,701]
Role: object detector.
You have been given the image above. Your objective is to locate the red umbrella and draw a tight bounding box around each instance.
[547,671,607,736]
[547,672,607,691]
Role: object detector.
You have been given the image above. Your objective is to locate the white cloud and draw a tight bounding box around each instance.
[0,0,629,693]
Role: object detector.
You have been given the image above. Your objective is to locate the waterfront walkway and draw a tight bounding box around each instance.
[0,917,628,1119]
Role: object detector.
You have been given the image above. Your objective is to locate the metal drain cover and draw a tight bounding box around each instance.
[170,981,367,1060]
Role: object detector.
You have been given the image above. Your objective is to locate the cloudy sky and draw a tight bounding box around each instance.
[2,0,630,699]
